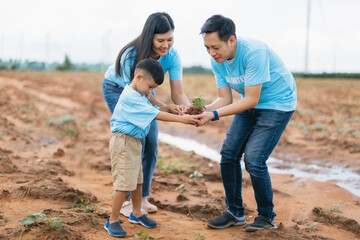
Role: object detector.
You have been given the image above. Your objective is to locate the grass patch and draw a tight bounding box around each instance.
[48,114,79,137]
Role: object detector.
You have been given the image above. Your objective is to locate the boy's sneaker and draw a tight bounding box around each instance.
[245,215,277,232]
[207,210,246,229]
[129,213,157,228]
[104,218,126,237]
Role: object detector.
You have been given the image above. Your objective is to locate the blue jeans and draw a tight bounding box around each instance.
[102,79,158,197]
[220,109,294,220]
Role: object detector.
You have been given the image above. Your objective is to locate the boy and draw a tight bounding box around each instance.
[104,58,200,237]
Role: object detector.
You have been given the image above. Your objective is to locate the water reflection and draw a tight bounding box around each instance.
[158,132,360,197]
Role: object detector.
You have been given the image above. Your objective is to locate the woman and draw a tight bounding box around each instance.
[102,12,190,217]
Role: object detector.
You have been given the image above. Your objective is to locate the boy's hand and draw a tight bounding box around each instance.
[181,114,201,126]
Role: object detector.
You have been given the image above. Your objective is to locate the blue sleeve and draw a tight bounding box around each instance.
[211,59,228,89]
[121,98,160,130]
[245,49,271,86]
[168,49,182,80]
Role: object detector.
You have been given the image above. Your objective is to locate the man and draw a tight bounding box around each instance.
[196,15,297,232]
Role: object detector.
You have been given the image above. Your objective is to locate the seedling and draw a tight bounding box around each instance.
[305,222,319,232]
[191,95,207,110]
[71,199,98,213]
[88,216,98,224]
[175,184,187,193]
[157,156,184,175]
[330,203,343,213]
[186,95,207,115]
[48,218,63,228]
[99,210,111,218]
[21,212,63,229]
[134,229,154,240]
[194,232,206,240]
[189,170,204,183]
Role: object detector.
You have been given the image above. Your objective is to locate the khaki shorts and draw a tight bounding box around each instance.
[109,132,143,191]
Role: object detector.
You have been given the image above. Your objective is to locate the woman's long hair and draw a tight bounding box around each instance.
[115,12,175,80]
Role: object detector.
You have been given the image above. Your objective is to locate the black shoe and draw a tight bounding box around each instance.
[207,211,246,229]
[245,215,277,232]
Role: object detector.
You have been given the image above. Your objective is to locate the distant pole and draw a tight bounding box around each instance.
[304,0,311,73]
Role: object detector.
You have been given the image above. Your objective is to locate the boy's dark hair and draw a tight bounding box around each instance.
[135,59,164,85]
[200,15,236,42]
[116,12,174,80]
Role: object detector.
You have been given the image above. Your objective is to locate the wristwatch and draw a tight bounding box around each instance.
[211,110,219,121]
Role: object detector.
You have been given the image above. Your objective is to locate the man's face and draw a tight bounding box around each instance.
[202,32,236,63]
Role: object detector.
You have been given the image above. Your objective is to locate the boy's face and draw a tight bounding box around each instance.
[202,32,236,63]
[133,73,159,96]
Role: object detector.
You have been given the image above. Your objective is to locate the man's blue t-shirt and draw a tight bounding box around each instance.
[211,37,297,111]
[104,47,182,88]
[110,85,160,138]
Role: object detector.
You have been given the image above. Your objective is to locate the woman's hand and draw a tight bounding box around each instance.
[167,104,186,115]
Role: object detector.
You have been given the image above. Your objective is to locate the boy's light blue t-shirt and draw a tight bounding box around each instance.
[211,37,297,112]
[104,47,182,88]
[110,85,160,138]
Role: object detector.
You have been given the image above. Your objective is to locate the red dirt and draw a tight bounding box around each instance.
[0,71,359,240]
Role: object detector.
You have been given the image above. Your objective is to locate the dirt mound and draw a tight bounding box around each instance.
[32,160,75,177]
[313,207,360,235]
[18,224,84,240]
[244,224,333,240]
[155,197,227,219]
[0,148,18,173]
[4,177,95,203]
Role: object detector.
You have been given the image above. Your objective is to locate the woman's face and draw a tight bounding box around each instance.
[151,30,174,59]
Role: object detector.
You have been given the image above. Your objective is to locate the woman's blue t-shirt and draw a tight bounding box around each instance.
[104,47,182,88]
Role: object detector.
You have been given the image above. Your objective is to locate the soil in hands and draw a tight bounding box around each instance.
[185,95,207,115]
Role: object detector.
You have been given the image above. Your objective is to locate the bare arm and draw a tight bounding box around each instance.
[147,93,167,108]
[204,85,233,111]
[170,80,190,106]
[197,84,262,124]
[155,111,200,125]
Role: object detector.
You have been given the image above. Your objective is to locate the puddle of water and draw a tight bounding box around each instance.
[158,132,360,197]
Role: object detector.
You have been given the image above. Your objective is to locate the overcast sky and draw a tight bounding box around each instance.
[1,0,360,72]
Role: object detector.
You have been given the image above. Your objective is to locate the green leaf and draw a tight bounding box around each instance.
[33,212,46,220]
[21,215,37,225]
[49,218,63,228]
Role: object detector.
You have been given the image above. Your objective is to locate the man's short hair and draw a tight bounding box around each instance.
[135,58,164,85]
[200,15,236,42]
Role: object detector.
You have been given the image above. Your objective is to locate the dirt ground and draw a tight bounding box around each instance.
[0,71,359,240]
